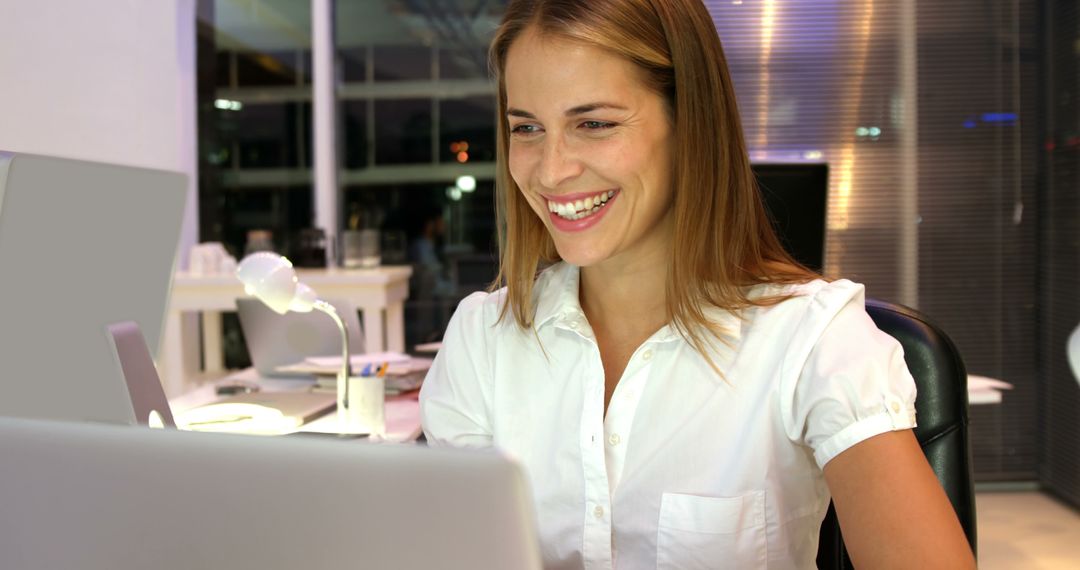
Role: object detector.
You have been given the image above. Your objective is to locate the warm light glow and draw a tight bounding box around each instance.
[828,0,876,238]
[833,147,856,231]
[456,151,469,163]
[756,0,777,149]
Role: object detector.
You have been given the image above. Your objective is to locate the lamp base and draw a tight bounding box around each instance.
[336,375,386,437]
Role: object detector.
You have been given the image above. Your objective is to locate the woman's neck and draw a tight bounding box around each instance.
[578,223,672,341]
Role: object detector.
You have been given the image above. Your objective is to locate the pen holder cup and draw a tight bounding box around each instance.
[337,375,385,437]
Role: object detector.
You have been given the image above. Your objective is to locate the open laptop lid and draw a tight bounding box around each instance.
[0,152,186,424]
[0,416,542,570]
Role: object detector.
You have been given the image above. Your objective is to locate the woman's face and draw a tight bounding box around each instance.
[504,28,674,269]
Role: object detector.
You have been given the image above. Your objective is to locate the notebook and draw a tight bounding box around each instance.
[175,391,336,435]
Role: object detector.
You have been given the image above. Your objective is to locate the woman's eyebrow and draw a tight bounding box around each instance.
[506,102,629,119]
[507,108,536,119]
[565,102,628,116]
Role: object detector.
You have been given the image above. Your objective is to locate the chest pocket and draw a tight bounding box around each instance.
[656,491,768,569]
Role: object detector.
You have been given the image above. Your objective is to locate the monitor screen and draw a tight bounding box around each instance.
[752,163,829,273]
[0,152,187,424]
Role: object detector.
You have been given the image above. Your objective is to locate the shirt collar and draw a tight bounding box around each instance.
[532,262,583,330]
[532,262,743,344]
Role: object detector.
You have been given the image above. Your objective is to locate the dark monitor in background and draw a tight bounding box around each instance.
[751,163,829,273]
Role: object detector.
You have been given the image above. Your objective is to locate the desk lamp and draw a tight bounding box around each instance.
[236,252,355,410]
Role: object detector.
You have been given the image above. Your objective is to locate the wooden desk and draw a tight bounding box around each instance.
[159,266,412,397]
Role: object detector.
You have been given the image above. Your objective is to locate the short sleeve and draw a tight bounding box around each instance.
[418,291,495,448]
[781,282,918,470]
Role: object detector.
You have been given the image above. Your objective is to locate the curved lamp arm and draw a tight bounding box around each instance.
[313,300,353,409]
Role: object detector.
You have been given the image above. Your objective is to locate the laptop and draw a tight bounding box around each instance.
[236,297,365,378]
[0,152,186,424]
[0,416,543,570]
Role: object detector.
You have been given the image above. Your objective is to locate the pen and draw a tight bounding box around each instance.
[376,361,389,378]
[360,363,373,377]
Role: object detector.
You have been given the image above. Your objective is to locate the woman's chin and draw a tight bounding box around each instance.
[553,244,610,268]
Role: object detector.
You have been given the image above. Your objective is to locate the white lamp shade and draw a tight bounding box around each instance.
[236,252,298,314]
[289,283,317,313]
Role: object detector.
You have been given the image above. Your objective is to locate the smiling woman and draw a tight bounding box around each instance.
[504,27,675,271]
[420,1,976,569]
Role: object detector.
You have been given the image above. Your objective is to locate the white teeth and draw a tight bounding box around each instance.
[545,191,616,221]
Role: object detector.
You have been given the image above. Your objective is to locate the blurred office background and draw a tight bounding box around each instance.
[0,0,1077,558]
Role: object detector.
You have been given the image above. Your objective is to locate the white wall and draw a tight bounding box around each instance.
[0,0,199,267]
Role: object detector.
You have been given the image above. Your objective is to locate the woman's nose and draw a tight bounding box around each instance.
[537,135,584,189]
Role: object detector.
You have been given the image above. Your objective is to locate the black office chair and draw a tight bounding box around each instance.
[816,299,977,568]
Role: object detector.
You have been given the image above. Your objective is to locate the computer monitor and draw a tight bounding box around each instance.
[0,152,187,424]
[0,416,543,570]
[752,162,829,273]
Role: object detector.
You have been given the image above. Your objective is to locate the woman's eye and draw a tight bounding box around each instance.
[581,121,615,130]
[510,124,541,136]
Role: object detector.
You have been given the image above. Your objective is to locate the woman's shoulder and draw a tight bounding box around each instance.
[452,287,509,327]
[448,262,572,335]
[744,277,868,331]
[753,277,863,303]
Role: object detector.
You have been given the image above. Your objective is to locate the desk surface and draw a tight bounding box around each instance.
[169,368,423,443]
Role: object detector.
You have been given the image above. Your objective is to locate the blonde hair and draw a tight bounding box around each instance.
[489,0,817,358]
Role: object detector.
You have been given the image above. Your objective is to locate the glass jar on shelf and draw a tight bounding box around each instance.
[243,229,275,257]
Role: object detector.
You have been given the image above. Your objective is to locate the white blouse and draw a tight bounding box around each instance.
[420,262,917,570]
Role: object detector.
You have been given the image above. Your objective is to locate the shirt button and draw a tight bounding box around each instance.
[642,349,653,361]
[569,320,579,329]
[608,433,621,446]
[593,505,605,519]
[890,401,901,413]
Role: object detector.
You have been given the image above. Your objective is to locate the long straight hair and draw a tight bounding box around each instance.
[489,0,817,360]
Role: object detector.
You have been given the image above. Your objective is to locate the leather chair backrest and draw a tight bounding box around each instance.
[816,299,977,568]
